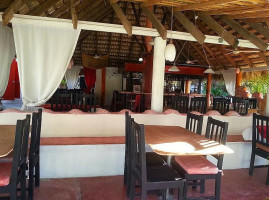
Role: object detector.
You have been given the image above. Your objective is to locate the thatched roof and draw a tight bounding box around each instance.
[1,0,269,72]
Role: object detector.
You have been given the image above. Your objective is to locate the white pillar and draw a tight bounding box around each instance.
[151,37,166,113]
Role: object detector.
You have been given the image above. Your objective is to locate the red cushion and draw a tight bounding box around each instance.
[258,126,269,139]
[175,156,219,175]
[0,162,12,186]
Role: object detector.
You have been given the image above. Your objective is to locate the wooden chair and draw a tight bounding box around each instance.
[185,112,203,135]
[50,93,73,111]
[249,113,269,185]
[74,93,96,112]
[124,112,165,197]
[190,97,207,114]
[233,99,249,115]
[173,117,229,200]
[111,90,125,112]
[248,98,258,109]
[28,109,43,200]
[213,98,230,115]
[129,121,184,200]
[171,95,189,113]
[0,115,31,200]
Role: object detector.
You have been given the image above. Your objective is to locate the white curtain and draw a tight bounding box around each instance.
[222,69,236,96]
[65,65,81,89]
[0,24,16,97]
[13,23,80,109]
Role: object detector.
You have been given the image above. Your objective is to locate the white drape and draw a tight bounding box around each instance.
[0,24,16,97]
[222,69,236,96]
[13,23,80,109]
[65,65,81,89]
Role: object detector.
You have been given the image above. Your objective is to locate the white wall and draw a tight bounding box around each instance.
[105,67,122,106]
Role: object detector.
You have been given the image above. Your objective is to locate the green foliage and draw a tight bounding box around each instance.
[244,74,269,95]
[211,85,229,97]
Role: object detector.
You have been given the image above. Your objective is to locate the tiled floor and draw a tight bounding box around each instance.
[32,168,269,200]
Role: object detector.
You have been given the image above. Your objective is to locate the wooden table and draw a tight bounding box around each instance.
[145,125,233,156]
[0,125,16,157]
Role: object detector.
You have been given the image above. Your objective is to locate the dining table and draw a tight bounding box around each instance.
[0,125,16,158]
[144,125,234,199]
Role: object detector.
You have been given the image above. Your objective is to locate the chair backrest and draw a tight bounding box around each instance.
[205,117,229,170]
[171,95,189,113]
[233,99,249,115]
[185,112,203,135]
[248,98,258,109]
[74,93,96,112]
[29,109,42,164]
[10,115,31,185]
[163,95,172,108]
[213,98,230,115]
[130,121,147,182]
[252,113,269,147]
[190,97,207,114]
[125,112,132,155]
[51,93,73,111]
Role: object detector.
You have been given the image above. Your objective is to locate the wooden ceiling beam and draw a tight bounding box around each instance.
[2,0,26,25]
[197,12,238,49]
[70,0,77,29]
[174,0,239,12]
[141,6,167,40]
[77,0,103,20]
[28,0,56,16]
[218,46,239,68]
[110,2,132,37]
[204,3,269,16]
[246,22,269,40]
[220,16,268,52]
[239,52,254,67]
[190,42,214,68]
[173,11,205,45]
[203,44,227,69]
[0,0,13,9]
[49,2,71,18]
[258,52,269,65]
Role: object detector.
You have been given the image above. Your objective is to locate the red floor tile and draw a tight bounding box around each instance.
[31,168,269,200]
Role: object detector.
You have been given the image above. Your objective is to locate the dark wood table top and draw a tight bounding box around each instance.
[145,125,233,156]
[0,125,16,157]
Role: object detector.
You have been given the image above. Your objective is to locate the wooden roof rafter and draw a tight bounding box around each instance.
[110,0,132,36]
[220,16,269,51]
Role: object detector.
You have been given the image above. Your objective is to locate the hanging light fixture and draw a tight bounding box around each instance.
[202,45,215,74]
[164,7,176,62]
[168,41,187,72]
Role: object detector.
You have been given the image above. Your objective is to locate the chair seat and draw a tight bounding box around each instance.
[147,164,182,182]
[175,155,219,175]
[146,152,165,166]
[0,162,12,186]
[256,143,269,153]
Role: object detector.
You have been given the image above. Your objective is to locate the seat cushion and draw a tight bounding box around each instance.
[175,155,219,175]
[0,162,12,186]
[147,164,182,182]
[146,152,165,166]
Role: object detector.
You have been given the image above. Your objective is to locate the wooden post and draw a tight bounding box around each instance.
[185,80,191,94]
[236,70,242,88]
[145,8,153,53]
[206,74,212,107]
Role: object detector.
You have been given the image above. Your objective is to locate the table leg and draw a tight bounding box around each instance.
[165,155,174,200]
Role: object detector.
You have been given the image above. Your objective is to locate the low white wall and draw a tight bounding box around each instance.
[0,111,253,137]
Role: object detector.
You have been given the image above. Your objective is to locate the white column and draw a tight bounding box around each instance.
[151,37,166,113]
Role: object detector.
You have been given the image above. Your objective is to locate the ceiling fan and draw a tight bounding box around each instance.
[225,47,260,55]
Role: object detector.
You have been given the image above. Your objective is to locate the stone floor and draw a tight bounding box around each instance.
[30,168,269,200]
